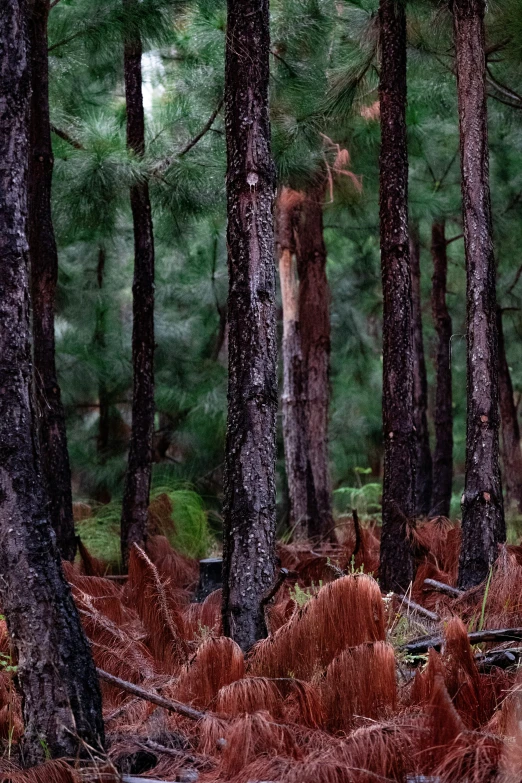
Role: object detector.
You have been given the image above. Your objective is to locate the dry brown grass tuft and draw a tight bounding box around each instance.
[248,575,385,679]
[321,641,397,732]
[172,636,245,709]
[125,545,189,671]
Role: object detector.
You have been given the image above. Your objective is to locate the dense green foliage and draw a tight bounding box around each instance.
[48,0,522,550]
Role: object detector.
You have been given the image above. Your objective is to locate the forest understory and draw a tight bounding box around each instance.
[1,510,522,783]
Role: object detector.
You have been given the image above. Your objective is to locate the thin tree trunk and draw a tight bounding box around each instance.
[0,3,104,763]
[410,226,432,517]
[276,188,308,538]
[453,0,505,590]
[294,181,334,540]
[378,0,416,592]
[222,0,278,652]
[120,1,156,569]
[93,247,111,503]
[497,308,522,513]
[28,0,76,561]
[430,220,453,518]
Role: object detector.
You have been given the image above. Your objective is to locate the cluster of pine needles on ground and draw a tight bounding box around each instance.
[3,505,522,781]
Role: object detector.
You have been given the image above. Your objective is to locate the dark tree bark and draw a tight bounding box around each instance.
[120,1,156,569]
[378,0,416,592]
[222,0,278,652]
[28,0,76,561]
[410,226,432,517]
[454,0,505,590]
[277,183,334,541]
[497,308,522,513]
[430,220,454,518]
[93,247,111,504]
[0,3,104,764]
[276,188,308,537]
[294,181,334,541]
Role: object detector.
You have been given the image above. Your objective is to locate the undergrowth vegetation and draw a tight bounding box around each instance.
[2,515,522,780]
[75,480,210,569]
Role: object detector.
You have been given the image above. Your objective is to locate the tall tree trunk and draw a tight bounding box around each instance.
[497,307,522,513]
[120,2,156,569]
[28,0,76,561]
[276,188,308,538]
[430,220,454,518]
[277,183,334,541]
[453,0,505,590]
[93,247,111,503]
[378,0,416,592]
[294,181,334,540]
[222,0,277,652]
[0,3,104,764]
[410,226,432,517]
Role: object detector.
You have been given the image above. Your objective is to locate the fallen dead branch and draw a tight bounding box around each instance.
[137,738,214,769]
[423,578,464,597]
[475,646,522,671]
[403,627,522,656]
[96,669,204,721]
[397,595,440,623]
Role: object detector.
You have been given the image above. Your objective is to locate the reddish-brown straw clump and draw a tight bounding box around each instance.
[125,544,189,670]
[172,635,245,708]
[321,641,397,732]
[248,574,385,679]
[183,588,222,638]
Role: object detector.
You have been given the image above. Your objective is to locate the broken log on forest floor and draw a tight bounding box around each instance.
[403,627,522,656]
[97,669,204,721]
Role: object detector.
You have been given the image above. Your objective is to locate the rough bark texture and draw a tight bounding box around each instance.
[277,188,308,537]
[222,0,278,652]
[93,247,111,503]
[277,185,334,541]
[497,308,522,514]
[430,220,454,518]
[295,182,334,540]
[120,2,156,569]
[378,0,416,592]
[28,0,76,561]
[0,4,105,763]
[453,0,505,590]
[410,227,432,517]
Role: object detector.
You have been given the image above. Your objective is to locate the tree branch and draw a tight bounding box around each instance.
[96,668,204,721]
[178,97,224,158]
[51,124,84,150]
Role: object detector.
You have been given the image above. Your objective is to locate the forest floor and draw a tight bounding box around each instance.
[1,506,522,782]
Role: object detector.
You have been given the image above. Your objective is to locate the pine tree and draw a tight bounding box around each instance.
[453,0,505,589]
[430,219,454,518]
[28,0,76,561]
[221,0,278,651]
[120,0,156,568]
[0,2,104,763]
[497,307,522,514]
[276,179,334,541]
[378,0,416,592]
[410,225,432,517]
